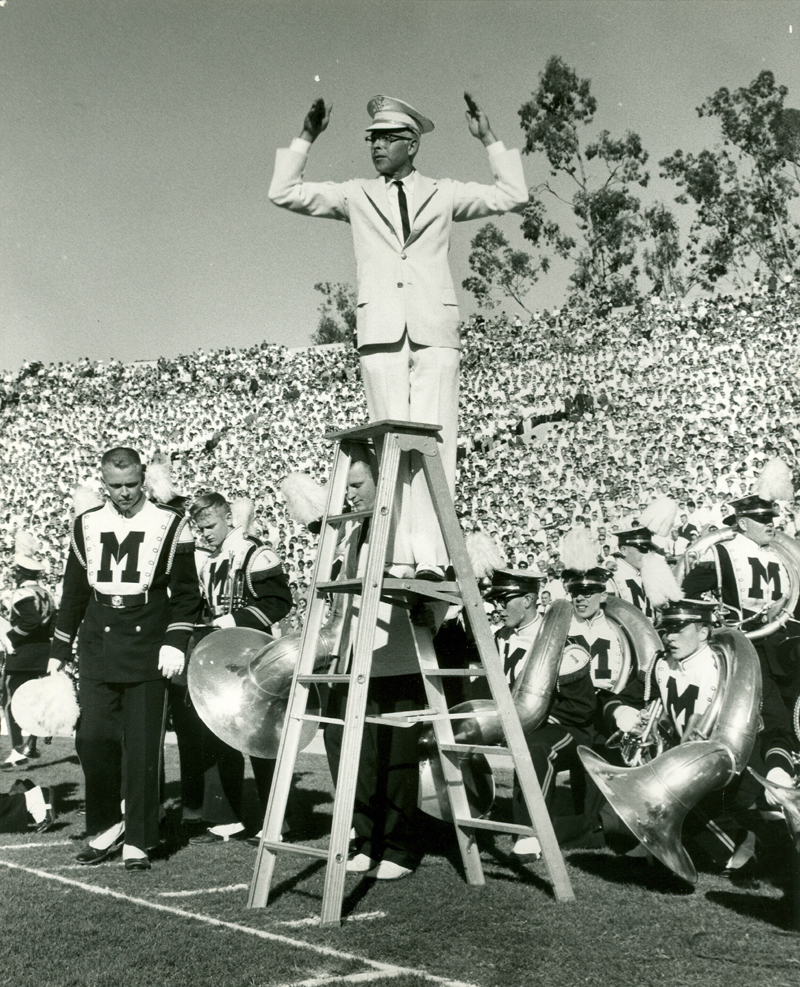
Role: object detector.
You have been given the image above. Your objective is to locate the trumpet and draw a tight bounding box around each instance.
[607,699,666,767]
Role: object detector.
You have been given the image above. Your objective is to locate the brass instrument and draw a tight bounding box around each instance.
[748,765,800,853]
[675,528,800,641]
[607,698,666,768]
[578,627,762,884]
[218,551,245,617]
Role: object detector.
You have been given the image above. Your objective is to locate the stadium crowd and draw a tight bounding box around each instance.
[2,281,799,618]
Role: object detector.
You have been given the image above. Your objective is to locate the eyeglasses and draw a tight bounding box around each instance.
[365,133,412,146]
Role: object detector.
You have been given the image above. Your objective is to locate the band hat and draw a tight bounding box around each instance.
[562,566,611,593]
[615,526,655,549]
[484,568,545,600]
[722,494,779,526]
[655,599,720,628]
[366,95,434,135]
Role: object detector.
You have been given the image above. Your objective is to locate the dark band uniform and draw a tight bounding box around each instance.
[608,527,656,619]
[603,600,763,870]
[194,526,292,827]
[50,498,201,852]
[682,495,800,777]
[3,579,56,750]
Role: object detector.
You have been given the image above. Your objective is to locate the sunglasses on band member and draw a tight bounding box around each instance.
[365,133,413,145]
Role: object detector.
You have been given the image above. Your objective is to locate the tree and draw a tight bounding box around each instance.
[310,281,357,346]
[642,202,684,298]
[660,71,799,289]
[461,222,545,313]
[518,56,650,311]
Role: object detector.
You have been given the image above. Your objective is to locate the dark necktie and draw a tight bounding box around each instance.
[393,180,410,242]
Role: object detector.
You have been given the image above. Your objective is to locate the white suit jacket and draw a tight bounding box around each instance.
[268,141,528,349]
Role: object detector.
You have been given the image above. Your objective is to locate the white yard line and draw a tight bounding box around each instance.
[0,858,481,987]
[279,911,386,927]
[159,883,249,897]
[0,840,73,850]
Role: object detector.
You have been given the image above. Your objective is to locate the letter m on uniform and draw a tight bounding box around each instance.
[747,558,782,601]
[97,532,145,583]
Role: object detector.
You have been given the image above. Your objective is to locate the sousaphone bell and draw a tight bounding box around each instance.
[188,628,321,758]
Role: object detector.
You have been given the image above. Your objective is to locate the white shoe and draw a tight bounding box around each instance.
[346,852,378,873]
[367,860,414,880]
[3,749,29,768]
[512,836,541,861]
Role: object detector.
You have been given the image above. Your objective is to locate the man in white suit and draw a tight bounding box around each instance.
[269,94,528,577]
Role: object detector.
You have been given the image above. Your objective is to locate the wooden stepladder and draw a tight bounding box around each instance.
[248,420,574,926]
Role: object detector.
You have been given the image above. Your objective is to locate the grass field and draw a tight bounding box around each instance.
[1,737,799,987]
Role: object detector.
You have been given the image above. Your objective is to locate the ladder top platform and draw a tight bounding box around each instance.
[324,419,443,442]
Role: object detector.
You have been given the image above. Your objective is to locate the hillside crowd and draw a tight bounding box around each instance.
[2,282,800,618]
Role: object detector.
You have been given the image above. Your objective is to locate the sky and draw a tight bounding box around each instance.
[1,0,797,371]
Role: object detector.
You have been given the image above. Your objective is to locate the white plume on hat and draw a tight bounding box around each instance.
[754,457,794,502]
[11,671,79,737]
[145,458,183,505]
[280,473,327,525]
[72,483,104,517]
[14,530,43,570]
[465,532,505,580]
[561,526,600,571]
[639,497,679,537]
[231,497,256,536]
[640,553,683,608]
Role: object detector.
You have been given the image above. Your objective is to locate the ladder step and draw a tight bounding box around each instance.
[420,667,486,678]
[315,576,462,603]
[452,817,535,836]
[296,674,351,684]
[438,742,511,757]
[292,713,345,726]
[259,841,329,860]
[325,508,372,525]
[364,709,489,726]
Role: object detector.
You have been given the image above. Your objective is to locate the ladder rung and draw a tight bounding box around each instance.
[420,667,486,678]
[364,708,486,726]
[259,841,329,860]
[325,508,372,525]
[452,817,535,836]
[296,674,351,684]
[315,578,363,594]
[437,742,511,757]
[292,713,344,726]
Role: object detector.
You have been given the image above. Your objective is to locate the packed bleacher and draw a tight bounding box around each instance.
[2,281,799,618]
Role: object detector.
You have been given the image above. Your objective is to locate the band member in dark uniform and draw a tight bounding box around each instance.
[2,532,56,768]
[49,447,202,870]
[682,493,800,793]
[188,493,292,846]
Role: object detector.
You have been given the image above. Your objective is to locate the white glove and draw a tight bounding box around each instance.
[47,658,64,675]
[0,615,14,654]
[614,706,641,734]
[212,614,237,629]
[158,644,185,679]
[765,766,795,806]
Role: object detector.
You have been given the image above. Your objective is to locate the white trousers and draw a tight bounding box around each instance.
[359,333,460,568]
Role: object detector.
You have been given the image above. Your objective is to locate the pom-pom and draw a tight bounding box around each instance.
[11,672,79,737]
[560,526,601,572]
[465,532,506,580]
[640,553,683,608]
[754,457,794,502]
[280,473,327,525]
[639,497,679,538]
[231,497,255,536]
[145,459,183,505]
[72,484,104,517]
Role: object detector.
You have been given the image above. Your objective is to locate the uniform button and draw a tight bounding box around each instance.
[396,282,403,288]
[400,253,407,260]
[104,626,111,633]
[135,626,141,633]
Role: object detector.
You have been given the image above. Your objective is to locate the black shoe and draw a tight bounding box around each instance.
[22,740,40,759]
[189,828,248,846]
[124,855,151,871]
[414,564,445,582]
[76,835,124,865]
[35,787,56,833]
